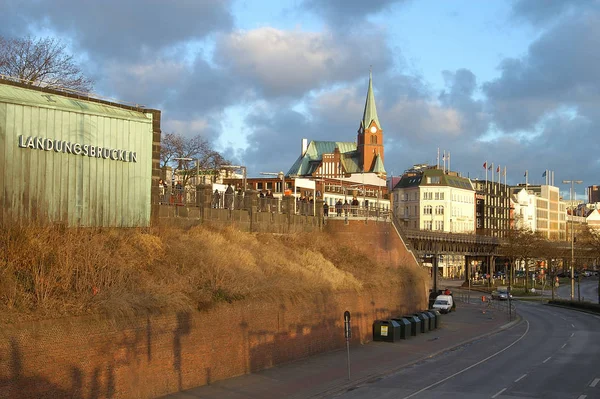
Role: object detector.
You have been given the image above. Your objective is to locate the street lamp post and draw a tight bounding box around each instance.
[562,179,583,301]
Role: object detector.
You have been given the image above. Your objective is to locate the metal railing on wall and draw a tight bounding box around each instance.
[156,187,391,219]
[158,187,198,207]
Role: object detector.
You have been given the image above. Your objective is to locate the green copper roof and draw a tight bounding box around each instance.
[361,71,380,130]
[287,140,360,176]
[371,154,386,174]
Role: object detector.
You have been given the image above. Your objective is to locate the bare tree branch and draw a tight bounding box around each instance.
[160,132,230,187]
[0,35,93,92]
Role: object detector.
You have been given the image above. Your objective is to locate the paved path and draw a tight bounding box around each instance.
[160,298,518,399]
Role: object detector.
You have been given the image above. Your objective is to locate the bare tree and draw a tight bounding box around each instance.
[501,227,544,292]
[0,35,93,92]
[160,132,229,188]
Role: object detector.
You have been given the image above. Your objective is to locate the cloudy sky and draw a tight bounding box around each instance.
[1,0,598,198]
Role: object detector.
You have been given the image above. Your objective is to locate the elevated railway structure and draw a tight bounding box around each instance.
[390,214,598,293]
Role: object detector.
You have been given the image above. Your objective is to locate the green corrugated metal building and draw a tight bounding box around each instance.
[0,79,161,227]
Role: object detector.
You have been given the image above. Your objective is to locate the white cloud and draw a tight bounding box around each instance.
[163,118,210,136]
[215,27,390,97]
[101,58,188,105]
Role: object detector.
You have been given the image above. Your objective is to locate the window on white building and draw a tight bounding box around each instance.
[424,205,433,215]
[436,205,444,215]
[424,220,432,230]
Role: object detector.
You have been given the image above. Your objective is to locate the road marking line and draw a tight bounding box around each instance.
[542,357,551,364]
[577,395,586,399]
[515,374,527,382]
[590,378,600,387]
[571,332,575,338]
[491,388,507,398]
[401,320,530,399]
[572,324,575,328]
[561,343,567,349]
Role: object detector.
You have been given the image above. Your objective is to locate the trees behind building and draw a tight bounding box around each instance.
[0,35,93,92]
[160,132,229,188]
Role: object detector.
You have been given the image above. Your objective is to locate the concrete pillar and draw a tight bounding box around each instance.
[245,189,258,232]
[464,256,471,285]
[316,199,324,229]
[196,184,212,222]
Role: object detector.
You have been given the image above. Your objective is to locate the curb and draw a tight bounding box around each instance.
[310,312,523,398]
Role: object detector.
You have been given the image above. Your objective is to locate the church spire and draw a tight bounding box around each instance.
[361,68,380,130]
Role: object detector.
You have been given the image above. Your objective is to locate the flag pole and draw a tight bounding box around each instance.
[443,150,446,173]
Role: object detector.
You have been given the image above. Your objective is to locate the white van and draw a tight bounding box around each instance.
[432,294,453,313]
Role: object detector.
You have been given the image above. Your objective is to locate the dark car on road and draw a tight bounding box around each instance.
[491,287,513,300]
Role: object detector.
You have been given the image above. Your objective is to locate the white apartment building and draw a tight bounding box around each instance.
[392,165,475,233]
[510,184,566,241]
[511,187,537,231]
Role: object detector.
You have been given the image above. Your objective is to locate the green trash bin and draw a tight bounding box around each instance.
[424,310,437,330]
[428,309,442,329]
[413,312,430,333]
[373,319,402,342]
[402,315,421,337]
[390,317,412,339]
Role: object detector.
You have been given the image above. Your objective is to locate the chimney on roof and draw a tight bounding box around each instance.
[301,138,308,156]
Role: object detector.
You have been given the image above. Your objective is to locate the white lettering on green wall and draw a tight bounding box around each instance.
[17,135,138,163]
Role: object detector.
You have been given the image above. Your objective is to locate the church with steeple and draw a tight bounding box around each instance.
[286,71,389,209]
[287,71,387,180]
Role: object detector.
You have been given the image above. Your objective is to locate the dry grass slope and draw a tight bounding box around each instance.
[0,223,427,323]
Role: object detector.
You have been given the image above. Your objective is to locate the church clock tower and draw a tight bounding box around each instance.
[357,71,384,174]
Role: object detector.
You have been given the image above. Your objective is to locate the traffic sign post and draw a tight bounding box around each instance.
[344,311,351,380]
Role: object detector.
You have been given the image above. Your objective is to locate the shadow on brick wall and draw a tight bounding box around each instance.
[173,312,191,391]
[0,337,116,399]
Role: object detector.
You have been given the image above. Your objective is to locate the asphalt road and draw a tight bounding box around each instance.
[335,301,600,399]
[554,277,600,303]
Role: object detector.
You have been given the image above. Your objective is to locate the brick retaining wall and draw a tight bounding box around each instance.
[0,288,426,399]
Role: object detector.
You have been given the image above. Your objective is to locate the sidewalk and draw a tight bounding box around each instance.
[160,299,519,399]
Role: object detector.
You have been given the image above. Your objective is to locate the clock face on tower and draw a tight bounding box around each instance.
[370,126,377,133]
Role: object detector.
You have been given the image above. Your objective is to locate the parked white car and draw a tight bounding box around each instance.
[432,294,453,313]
